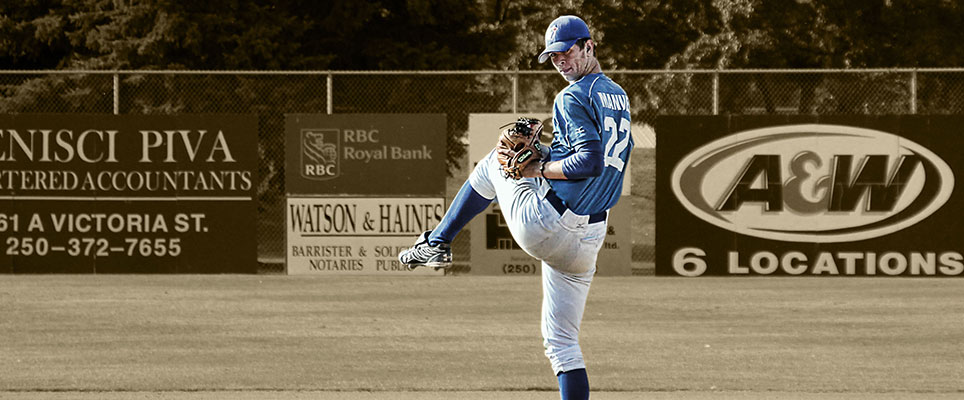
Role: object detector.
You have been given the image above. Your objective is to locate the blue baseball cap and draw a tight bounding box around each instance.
[538,15,591,63]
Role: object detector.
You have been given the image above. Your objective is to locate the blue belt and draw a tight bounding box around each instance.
[545,189,607,224]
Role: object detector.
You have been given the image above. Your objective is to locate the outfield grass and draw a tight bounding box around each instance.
[1,275,962,398]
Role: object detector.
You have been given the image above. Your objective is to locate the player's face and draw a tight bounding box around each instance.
[550,41,595,82]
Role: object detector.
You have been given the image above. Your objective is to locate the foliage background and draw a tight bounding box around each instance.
[3,1,962,265]
[3,0,963,169]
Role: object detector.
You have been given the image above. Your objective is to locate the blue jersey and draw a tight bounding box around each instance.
[548,73,633,215]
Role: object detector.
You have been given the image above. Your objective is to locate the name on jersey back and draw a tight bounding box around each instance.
[596,93,630,111]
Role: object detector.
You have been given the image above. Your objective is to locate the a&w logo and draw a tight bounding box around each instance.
[671,124,954,242]
[301,129,339,180]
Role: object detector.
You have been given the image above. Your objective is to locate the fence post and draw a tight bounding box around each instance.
[113,73,119,115]
[326,72,333,114]
[712,71,720,115]
[512,71,519,114]
[909,70,918,114]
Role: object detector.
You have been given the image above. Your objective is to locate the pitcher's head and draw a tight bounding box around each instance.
[538,16,598,81]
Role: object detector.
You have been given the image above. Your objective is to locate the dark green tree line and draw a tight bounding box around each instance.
[2,0,964,174]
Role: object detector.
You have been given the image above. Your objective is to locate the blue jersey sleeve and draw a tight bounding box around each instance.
[559,92,601,148]
[561,141,604,179]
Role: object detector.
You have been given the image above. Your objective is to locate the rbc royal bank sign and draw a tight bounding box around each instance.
[284,114,446,275]
[285,114,445,195]
[657,116,963,277]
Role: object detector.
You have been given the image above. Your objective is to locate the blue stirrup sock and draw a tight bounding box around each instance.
[557,368,589,400]
[428,181,492,246]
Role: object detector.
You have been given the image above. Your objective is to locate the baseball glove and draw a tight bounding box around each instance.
[496,117,544,180]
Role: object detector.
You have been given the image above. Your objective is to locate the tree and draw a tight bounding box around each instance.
[0,0,73,69]
[5,0,964,151]
[2,0,568,203]
[658,0,964,114]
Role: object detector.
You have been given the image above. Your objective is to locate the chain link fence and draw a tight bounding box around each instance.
[3,69,964,274]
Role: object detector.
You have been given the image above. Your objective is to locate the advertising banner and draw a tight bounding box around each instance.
[284,114,447,275]
[656,115,963,277]
[286,197,444,275]
[0,114,258,273]
[285,114,446,196]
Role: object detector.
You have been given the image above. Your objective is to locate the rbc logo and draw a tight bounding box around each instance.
[301,129,339,180]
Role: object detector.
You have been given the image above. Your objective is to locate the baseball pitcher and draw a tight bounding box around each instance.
[399,15,632,400]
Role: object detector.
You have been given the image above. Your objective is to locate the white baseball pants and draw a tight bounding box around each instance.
[469,150,607,374]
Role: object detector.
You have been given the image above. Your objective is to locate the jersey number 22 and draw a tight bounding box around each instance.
[603,116,631,172]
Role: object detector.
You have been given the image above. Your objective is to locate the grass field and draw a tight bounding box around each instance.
[2,275,963,399]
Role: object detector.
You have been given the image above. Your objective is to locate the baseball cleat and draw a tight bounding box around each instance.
[398,230,452,270]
